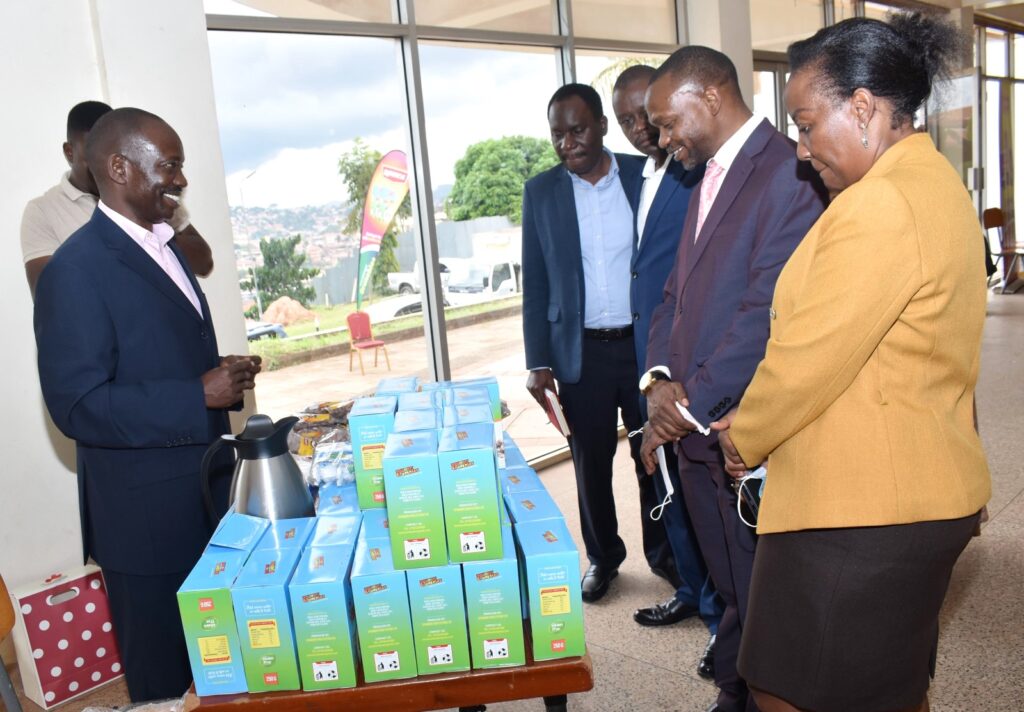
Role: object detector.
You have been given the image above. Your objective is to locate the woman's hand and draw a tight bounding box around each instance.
[711,408,748,478]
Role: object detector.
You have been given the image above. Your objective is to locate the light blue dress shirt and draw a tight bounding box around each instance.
[569,149,634,328]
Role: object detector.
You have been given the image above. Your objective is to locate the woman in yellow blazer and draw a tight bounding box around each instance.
[715,13,990,712]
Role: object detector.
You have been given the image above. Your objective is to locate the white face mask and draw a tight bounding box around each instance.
[649,445,675,522]
[736,466,767,529]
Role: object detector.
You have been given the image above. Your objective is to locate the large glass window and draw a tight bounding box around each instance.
[207,30,428,419]
[416,1,556,34]
[418,42,559,460]
[749,0,823,52]
[987,29,1009,78]
[204,0,395,23]
[571,0,676,44]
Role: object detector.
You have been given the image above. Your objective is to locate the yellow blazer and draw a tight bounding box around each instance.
[730,133,990,534]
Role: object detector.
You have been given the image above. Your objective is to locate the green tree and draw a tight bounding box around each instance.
[241,234,319,317]
[445,136,558,224]
[589,57,663,100]
[338,138,410,297]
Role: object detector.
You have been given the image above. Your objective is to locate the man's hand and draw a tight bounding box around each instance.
[203,356,261,408]
[711,408,748,478]
[526,368,557,408]
[639,421,670,475]
[646,379,695,442]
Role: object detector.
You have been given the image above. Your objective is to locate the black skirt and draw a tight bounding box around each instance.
[737,512,980,712]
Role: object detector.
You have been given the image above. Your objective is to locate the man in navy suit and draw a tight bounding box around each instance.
[522,83,656,603]
[612,64,724,675]
[639,49,827,712]
[33,108,260,702]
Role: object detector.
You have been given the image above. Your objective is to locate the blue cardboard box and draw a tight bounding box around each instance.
[256,518,315,551]
[504,488,565,525]
[499,466,545,496]
[382,431,448,569]
[392,408,440,433]
[375,376,420,396]
[360,508,390,541]
[349,396,398,509]
[231,547,304,691]
[461,525,526,668]
[178,547,251,696]
[437,423,503,562]
[397,391,437,412]
[441,403,493,428]
[288,543,359,690]
[309,514,362,547]
[350,535,418,682]
[406,564,471,674]
[208,512,270,555]
[452,376,501,421]
[514,518,586,661]
[316,482,360,516]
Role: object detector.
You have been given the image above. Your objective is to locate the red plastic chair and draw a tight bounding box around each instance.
[346,311,391,375]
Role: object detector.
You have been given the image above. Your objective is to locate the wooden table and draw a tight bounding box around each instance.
[182,652,593,712]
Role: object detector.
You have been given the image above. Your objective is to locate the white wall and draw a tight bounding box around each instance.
[0,0,248,609]
[687,0,755,106]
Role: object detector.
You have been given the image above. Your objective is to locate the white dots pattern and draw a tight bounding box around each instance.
[62,611,74,623]
[91,671,101,682]
[81,630,92,641]
[90,580,101,589]
[38,619,50,631]
[102,622,112,633]
[69,682,79,692]
[57,639,68,650]
[96,647,106,658]
[111,662,121,673]
[74,657,85,668]
[85,602,96,613]
[44,692,55,702]
[21,603,32,615]
[33,649,43,660]
[50,666,62,678]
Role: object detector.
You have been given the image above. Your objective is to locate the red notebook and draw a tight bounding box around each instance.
[543,388,571,437]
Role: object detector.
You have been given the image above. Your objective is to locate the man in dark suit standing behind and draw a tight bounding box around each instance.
[34,108,260,702]
[639,48,826,712]
[522,83,656,603]
[612,64,723,676]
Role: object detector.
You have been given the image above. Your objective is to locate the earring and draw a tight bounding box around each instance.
[859,122,869,149]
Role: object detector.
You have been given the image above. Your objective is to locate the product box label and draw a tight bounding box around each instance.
[406,565,471,674]
[350,537,417,682]
[178,547,251,696]
[383,431,448,569]
[437,423,503,563]
[499,466,544,496]
[287,544,359,690]
[309,514,362,548]
[231,548,304,692]
[349,396,397,509]
[461,526,525,668]
[452,377,501,422]
[514,518,586,661]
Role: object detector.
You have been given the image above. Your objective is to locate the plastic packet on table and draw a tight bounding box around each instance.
[311,439,355,486]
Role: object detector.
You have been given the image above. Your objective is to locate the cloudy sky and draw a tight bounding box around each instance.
[206,28,636,208]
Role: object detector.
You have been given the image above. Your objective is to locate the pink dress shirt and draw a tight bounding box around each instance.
[98,201,203,315]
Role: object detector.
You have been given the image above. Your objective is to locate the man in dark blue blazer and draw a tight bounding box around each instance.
[522,83,654,603]
[612,64,724,674]
[640,49,827,712]
[33,108,260,702]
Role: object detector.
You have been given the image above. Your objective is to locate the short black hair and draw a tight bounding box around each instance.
[547,83,603,120]
[788,12,965,126]
[613,64,655,94]
[85,107,167,178]
[66,101,112,139]
[650,46,740,95]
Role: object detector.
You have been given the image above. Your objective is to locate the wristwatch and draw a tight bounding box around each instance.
[639,369,670,396]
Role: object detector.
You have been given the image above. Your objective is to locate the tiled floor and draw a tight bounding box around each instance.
[7,293,1024,711]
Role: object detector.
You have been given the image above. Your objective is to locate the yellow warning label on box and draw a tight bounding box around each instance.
[248,619,281,649]
[539,586,570,616]
[361,443,386,470]
[199,635,232,665]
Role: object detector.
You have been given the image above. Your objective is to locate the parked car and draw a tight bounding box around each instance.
[445,259,521,296]
[386,260,451,294]
[361,295,450,324]
[246,321,287,341]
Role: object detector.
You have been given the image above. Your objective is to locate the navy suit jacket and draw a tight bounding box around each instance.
[629,158,704,375]
[522,153,643,384]
[34,208,233,575]
[647,119,828,462]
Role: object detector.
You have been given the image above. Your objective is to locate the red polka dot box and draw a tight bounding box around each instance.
[9,565,123,709]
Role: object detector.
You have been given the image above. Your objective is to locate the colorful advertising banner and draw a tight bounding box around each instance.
[355,150,409,308]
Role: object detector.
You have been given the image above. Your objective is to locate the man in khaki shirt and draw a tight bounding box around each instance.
[21,101,212,297]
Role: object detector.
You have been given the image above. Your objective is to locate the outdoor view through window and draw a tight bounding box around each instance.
[206,26,666,460]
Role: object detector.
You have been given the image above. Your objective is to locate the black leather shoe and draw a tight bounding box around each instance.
[580,564,618,602]
[633,597,699,626]
[697,634,716,680]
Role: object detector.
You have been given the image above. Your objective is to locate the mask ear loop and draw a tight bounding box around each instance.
[650,491,672,521]
[735,472,764,529]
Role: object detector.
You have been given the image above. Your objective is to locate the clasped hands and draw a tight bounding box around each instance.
[641,380,750,479]
[202,355,263,408]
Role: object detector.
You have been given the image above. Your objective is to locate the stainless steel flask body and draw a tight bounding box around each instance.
[228,453,314,520]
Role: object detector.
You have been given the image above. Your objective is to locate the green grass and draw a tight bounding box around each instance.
[250,294,522,370]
